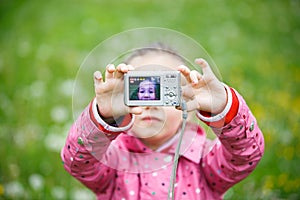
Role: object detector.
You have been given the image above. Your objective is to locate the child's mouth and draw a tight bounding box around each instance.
[142,116,160,122]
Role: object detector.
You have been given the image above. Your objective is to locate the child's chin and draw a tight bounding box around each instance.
[132,129,162,139]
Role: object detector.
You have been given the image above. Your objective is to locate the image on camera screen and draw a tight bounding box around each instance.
[128,76,161,101]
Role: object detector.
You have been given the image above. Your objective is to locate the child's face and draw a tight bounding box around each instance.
[138,80,156,100]
[128,52,184,150]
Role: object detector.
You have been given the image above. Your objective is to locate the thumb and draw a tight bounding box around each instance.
[185,99,199,112]
[94,71,103,86]
[128,106,143,115]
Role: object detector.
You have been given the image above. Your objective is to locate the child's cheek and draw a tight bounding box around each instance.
[163,108,182,130]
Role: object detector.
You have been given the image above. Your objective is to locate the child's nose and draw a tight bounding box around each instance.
[142,106,159,110]
[142,106,151,110]
[144,91,150,97]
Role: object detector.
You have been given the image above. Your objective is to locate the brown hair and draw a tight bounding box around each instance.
[124,42,186,65]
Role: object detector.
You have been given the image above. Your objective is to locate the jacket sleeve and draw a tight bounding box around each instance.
[60,98,134,195]
[199,87,265,195]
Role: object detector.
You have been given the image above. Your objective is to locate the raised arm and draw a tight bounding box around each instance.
[179,58,264,195]
[61,63,136,196]
[200,88,264,195]
[61,99,134,196]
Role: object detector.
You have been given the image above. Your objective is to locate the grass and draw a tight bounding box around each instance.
[0,0,299,199]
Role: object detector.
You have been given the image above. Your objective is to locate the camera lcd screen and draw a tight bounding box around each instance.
[128,76,161,101]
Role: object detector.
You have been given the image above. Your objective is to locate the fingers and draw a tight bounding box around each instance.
[95,63,134,93]
[178,65,192,83]
[105,64,115,80]
[178,65,203,87]
[115,63,134,79]
[115,63,127,78]
[179,58,217,86]
[190,70,202,85]
[104,63,134,80]
[195,58,215,78]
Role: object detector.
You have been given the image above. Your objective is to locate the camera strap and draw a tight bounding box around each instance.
[168,100,188,200]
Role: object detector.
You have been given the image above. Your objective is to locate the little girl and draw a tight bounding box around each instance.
[61,44,264,200]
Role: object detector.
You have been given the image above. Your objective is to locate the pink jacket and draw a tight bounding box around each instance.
[61,88,264,200]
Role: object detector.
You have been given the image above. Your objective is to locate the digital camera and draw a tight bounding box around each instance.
[124,71,181,106]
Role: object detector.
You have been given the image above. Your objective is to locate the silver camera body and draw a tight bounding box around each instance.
[124,71,181,106]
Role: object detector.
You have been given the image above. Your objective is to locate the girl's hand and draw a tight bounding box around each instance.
[178,58,227,114]
[93,64,143,121]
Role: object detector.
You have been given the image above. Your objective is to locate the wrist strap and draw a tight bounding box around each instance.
[91,98,134,133]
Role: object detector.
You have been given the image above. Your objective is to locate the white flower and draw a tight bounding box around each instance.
[5,181,25,198]
[51,186,67,200]
[29,174,44,191]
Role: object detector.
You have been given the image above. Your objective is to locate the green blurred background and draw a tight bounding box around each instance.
[0,0,299,199]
